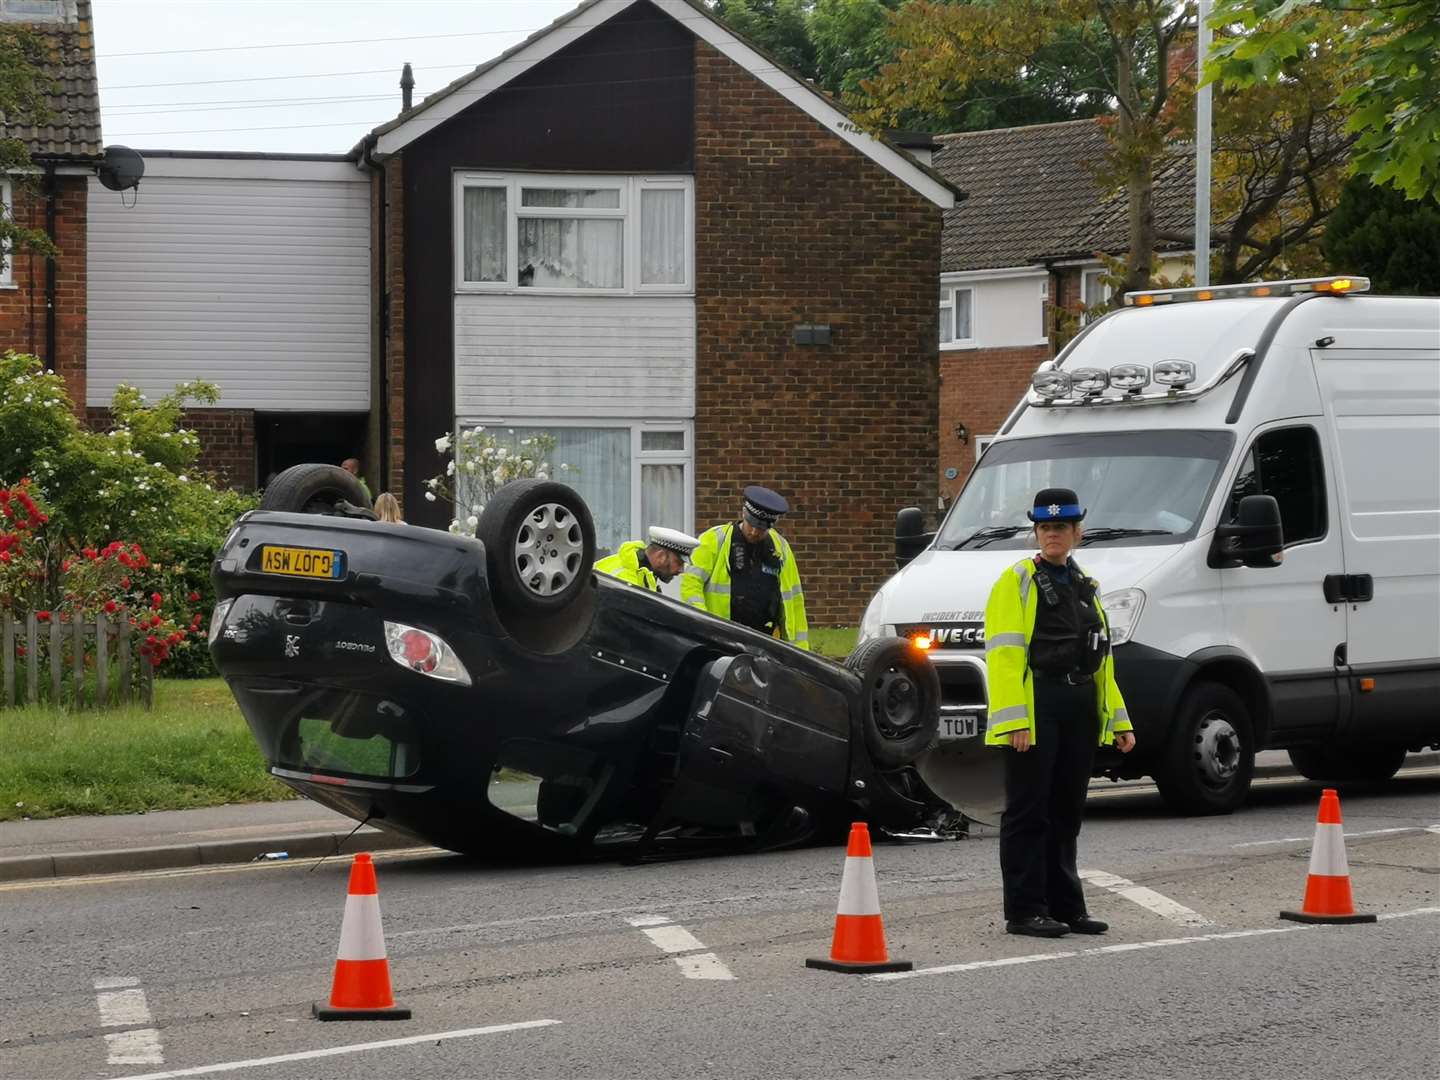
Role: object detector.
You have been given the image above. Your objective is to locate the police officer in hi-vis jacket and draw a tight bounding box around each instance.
[983,487,1136,938]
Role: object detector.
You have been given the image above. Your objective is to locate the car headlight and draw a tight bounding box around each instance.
[859,593,886,643]
[1101,588,1145,646]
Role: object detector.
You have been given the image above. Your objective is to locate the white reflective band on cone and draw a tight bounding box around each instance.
[337,895,388,961]
[836,856,882,916]
[1307,823,1350,878]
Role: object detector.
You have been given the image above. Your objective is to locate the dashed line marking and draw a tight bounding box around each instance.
[1079,868,1216,927]
[870,906,1440,982]
[625,914,737,981]
[94,977,164,1066]
[104,1020,562,1080]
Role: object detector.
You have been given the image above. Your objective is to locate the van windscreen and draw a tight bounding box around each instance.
[937,430,1235,550]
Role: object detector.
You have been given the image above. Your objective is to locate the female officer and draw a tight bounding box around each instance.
[983,487,1137,938]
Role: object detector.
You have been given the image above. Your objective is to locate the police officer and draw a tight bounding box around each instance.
[595,526,700,591]
[983,488,1136,938]
[681,485,810,650]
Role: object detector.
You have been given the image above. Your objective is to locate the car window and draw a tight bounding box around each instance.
[1227,426,1327,546]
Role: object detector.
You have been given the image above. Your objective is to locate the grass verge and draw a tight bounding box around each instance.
[811,626,858,660]
[0,678,294,822]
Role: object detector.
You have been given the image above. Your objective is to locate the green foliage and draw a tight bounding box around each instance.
[1322,177,1440,294]
[0,24,59,273]
[711,0,819,75]
[1208,0,1440,201]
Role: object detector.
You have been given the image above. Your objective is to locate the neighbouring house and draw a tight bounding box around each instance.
[931,117,1196,498]
[81,0,957,625]
[0,0,102,404]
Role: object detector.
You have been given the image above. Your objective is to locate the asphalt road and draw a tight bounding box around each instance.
[1,770,1436,1080]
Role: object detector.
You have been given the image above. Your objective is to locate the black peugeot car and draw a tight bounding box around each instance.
[209,464,961,858]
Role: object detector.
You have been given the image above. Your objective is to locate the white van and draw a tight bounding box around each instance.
[863,276,1440,814]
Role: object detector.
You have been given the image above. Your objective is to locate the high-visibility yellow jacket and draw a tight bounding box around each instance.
[680,523,810,650]
[983,557,1132,747]
[594,541,659,591]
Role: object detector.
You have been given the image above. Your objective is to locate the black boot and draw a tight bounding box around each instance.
[1005,915,1071,938]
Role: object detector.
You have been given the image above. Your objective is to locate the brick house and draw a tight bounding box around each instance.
[931,118,1195,499]
[0,0,101,406]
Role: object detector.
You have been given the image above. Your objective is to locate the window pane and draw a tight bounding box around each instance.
[641,430,685,452]
[642,463,686,533]
[939,302,953,343]
[1228,427,1326,545]
[521,187,621,208]
[518,218,623,289]
[640,189,685,284]
[955,290,973,340]
[462,187,506,282]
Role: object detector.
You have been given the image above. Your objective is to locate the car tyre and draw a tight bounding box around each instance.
[1154,681,1254,815]
[845,638,940,770]
[478,478,595,617]
[1287,743,1407,783]
[259,463,371,515]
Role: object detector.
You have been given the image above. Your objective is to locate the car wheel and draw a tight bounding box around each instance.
[259,463,371,515]
[1288,743,1407,783]
[1154,681,1255,815]
[477,478,595,616]
[844,638,940,770]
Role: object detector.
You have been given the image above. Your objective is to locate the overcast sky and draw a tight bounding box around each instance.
[94,0,581,154]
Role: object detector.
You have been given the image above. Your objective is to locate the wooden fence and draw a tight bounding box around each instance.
[1,612,155,710]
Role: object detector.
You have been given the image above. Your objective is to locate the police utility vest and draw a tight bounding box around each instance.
[594,541,660,592]
[680,523,810,650]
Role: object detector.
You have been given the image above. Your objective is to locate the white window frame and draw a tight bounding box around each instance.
[1081,267,1114,323]
[939,284,976,349]
[454,416,694,538]
[453,172,694,296]
[0,180,13,288]
[975,434,996,463]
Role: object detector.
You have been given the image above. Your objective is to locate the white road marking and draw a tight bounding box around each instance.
[1079,868,1216,927]
[625,914,737,981]
[1088,766,1440,801]
[1424,825,1440,837]
[1233,826,1427,848]
[103,1020,562,1080]
[94,977,164,1066]
[871,907,1440,982]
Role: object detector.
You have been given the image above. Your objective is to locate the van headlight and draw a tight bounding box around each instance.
[859,594,886,643]
[1101,588,1146,646]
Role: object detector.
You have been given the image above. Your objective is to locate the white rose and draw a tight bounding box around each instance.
[424,491,437,502]
[448,520,461,533]
[435,434,453,453]
[446,461,456,476]
[464,461,477,473]
[466,515,478,528]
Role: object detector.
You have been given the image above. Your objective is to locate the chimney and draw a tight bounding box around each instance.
[400,62,415,113]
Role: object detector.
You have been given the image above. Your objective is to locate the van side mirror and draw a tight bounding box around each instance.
[895,507,934,570]
[1209,494,1284,569]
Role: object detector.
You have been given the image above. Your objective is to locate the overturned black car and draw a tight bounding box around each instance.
[209,465,973,858]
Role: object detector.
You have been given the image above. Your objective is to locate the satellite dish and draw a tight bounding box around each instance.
[97,145,145,192]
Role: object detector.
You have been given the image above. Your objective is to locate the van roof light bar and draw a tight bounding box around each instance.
[1123,275,1370,307]
[1028,348,1253,409]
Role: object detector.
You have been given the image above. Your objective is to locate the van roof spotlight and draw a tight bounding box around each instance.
[1069,367,1110,396]
[1031,369,1072,399]
[1153,359,1197,389]
[1108,363,1151,392]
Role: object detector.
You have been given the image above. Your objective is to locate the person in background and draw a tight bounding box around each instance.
[341,457,372,503]
[595,527,701,591]
[373,492,403,524]
[983,487,1136,939]
[681,485,809,650]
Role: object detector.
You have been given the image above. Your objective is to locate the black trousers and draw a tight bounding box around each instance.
[999,676,1097,921]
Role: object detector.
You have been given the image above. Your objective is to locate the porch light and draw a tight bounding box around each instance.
[1153,359,1196,388]
[1108,363,1151,392]
[1031,369,1072,398]
[1069,368,1110,395]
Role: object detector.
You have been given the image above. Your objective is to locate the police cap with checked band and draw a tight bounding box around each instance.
[741,485,789,529]
[647,526,701,555]
[1026,487,1087,523]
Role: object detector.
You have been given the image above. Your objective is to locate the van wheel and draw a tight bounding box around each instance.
[1288,744,1407,783]
[259,463,372,516]
[1155,682,1254,815]
[844,638,940,769]
[478,478,595,617]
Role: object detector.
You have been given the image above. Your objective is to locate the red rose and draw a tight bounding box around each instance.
[104,600,119,614]
[36,611,50,622]
[188,591,201,602]
[150,593,163,610]
[0,551,10,564]
[120,576,131,588]
[83,547,97,559]
[119,553,133,568]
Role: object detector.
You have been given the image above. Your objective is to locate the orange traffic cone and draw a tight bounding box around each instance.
[1280,788,1377,925]
[806,822,912,974]
[313,853,413,1020]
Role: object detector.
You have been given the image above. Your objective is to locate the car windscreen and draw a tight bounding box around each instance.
[936,430,1235,551]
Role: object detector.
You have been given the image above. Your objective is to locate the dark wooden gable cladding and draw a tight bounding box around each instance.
[401,0,696,524]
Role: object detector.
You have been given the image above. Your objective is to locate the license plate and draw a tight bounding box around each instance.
[938,714,980,740]
[260,545,344,580]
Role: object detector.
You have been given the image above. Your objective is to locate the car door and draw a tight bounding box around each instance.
[1219,423,1346,742]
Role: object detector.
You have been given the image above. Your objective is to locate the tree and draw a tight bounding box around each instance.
[0,24,58,276]
[854,1,1195,294]
[710,0,819,77]
[1208,0,1440,201]
[1322,176,1440,293]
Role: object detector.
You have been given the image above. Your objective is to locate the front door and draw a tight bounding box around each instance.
[1219,423,1346,741]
